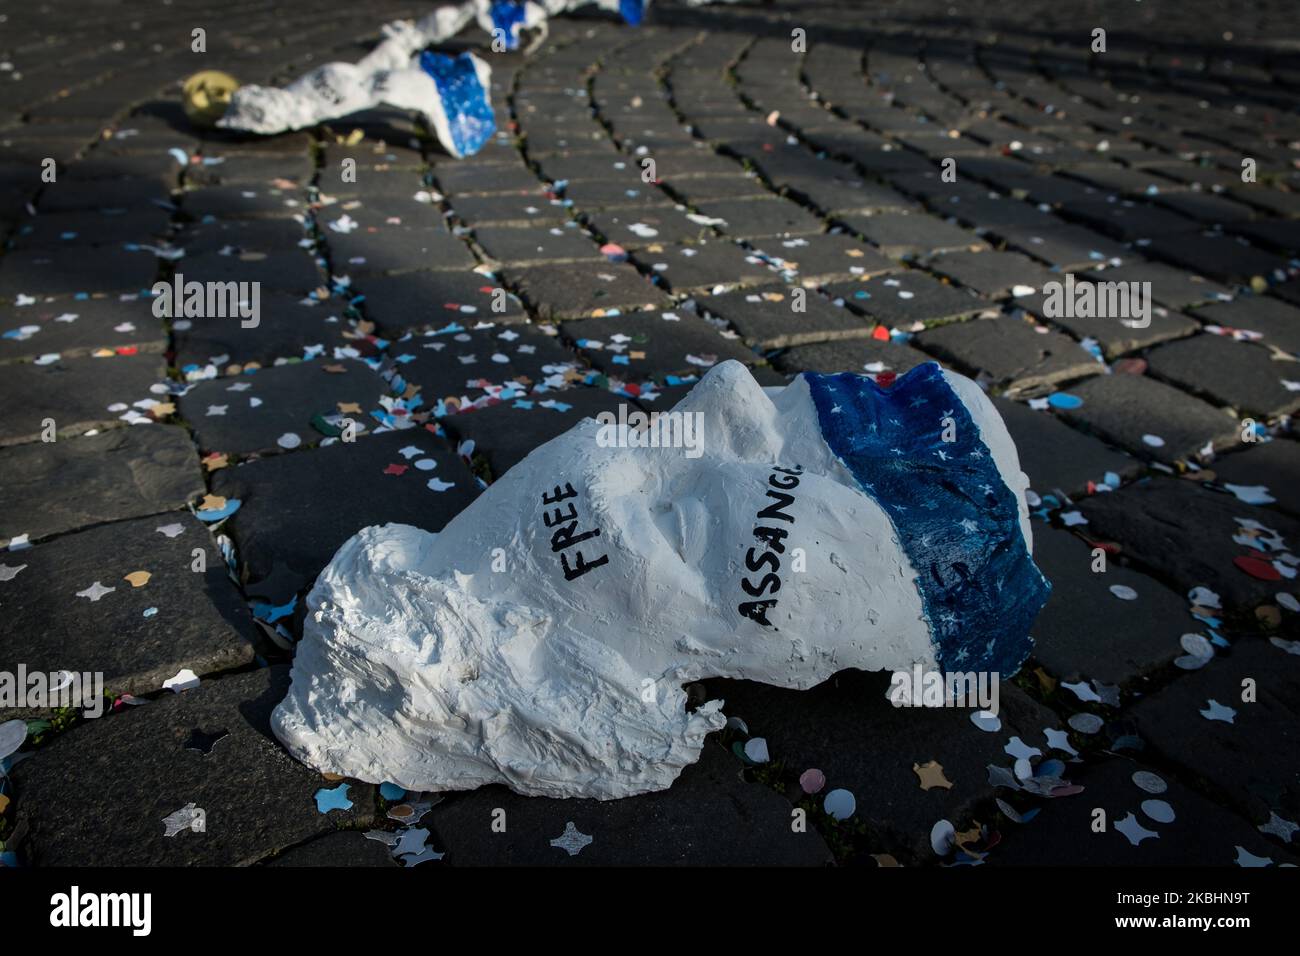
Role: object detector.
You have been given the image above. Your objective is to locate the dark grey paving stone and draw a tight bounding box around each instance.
[824,271,988,326]
[990,756,1296,866]
[693,197,825,240]
[1191,296,1300,357]
[1030,526,1187,684]
[10,665,375,866]
[700,671,1060,862]
[995,222,1128,271]
[1130,638,1300,827]
[0,426,202,545]
[699,287,872,348]
[1146,232,1289,286]
[1018,291,1200,360]
[174,293,353,370]
[211,427,479,602]
[1154,190,1260,226]
[560,311,755,381]
[0,293,165,362]
[447,192,570,227]
[504,261,672,320]
[784,172,920,216]
[773,338,933,377]
[7,207,174,249]
[992,397,1141,498]
[560,179,668,209]
[838,211,986,257]
[1212,440,1300,520]
[0,245,160,298]
[586,204,713,248]
[357,270,527,330]
[750,232,899,285]
[1225,218,1300,255]
[0,513,257,702]
[433,162,548,196]
[0,352,166,447]
[180,248,322,296]
[1059,198,1200,242]
[916,314,1102,398]
[927,250,1057,299]
[1147,335,1300,419]
[180,360,390,457]
[636,239,778,293]
[473,223,600,264]
[440,387,628,481]
[328,223,477,275]
[37,177,171,213]
[658,173,771,201]
[386,322,578,404]
[263,830,398,867]
[1078,478,1300,610]
[428,741,833,866]
[183,152,314,187]
[1083,260,1234,310]
[181,184,305,220]
[178,216,309,258]
[1060,373,1240,463]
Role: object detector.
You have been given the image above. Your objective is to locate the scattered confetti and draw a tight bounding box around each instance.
[162,669,200,693]
[799,769,826,794]
[1200,699,1236,723]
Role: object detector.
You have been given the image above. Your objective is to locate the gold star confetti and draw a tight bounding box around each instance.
[124,571,151,588]
[199,494,226,511]
[337,402,362,414]
[913,760,954,790]
[203,453,229,472]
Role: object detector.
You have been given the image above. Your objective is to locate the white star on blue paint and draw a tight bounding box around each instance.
[959,518,979,533]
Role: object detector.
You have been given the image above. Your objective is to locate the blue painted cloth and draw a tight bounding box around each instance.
[804,363,1048,676]
[620,0,646,25]
[417,52,497,158]
[490,1,529,49]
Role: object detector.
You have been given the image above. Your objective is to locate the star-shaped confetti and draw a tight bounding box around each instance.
[1116,812,1159,846]
[76,581,115,602]
[123,570,151,588]
[914,760,954,790]
[315,783,353,814]
[1259,812,1298,843]
[1200,699,1237,723]
[549,821,593,856]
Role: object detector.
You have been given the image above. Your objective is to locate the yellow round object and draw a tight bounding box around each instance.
[182,70,241,127]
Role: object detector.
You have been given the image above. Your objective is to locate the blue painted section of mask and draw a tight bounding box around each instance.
[803,362,1048,676]
[418,52,497,158]
[490,1,528,49]
[620,0,646,25]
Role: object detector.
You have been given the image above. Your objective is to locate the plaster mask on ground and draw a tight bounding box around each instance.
[273,360,1049,799]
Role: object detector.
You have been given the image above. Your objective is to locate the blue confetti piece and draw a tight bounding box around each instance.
[143,607,158,618]
[1047,392,1082,410]
[314,783,353,814]
[549,402,572,413]
[613,355,630,365]
[514,399,534,409]
[380,782,406,801]
[251,595,297,624]
[620,0,646,25]
[196,498,241,522]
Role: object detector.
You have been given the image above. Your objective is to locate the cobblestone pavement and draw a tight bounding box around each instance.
[1,0,1299,867]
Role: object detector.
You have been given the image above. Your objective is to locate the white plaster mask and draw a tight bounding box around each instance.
[273,360,1049,799]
